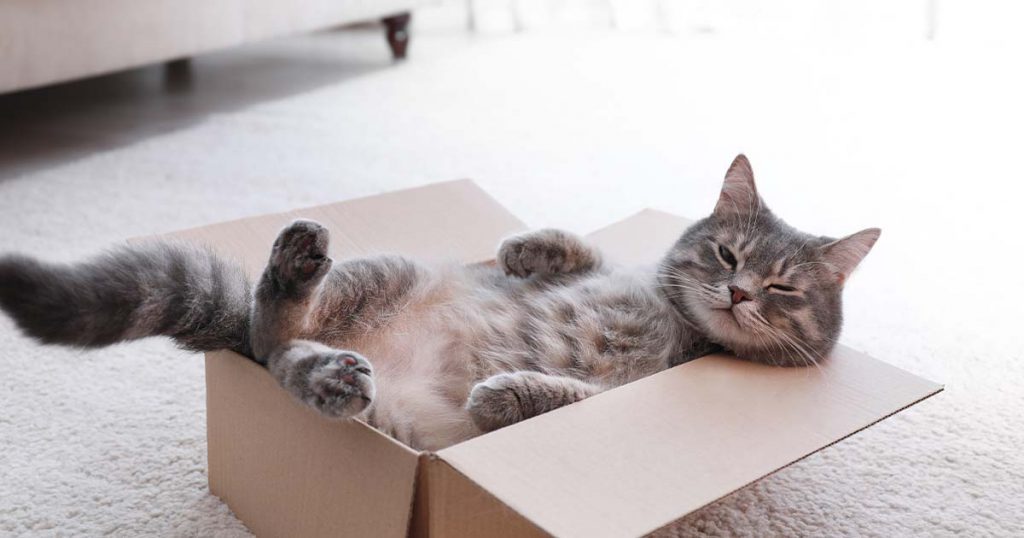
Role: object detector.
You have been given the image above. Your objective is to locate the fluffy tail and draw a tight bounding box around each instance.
[0,242,253,357]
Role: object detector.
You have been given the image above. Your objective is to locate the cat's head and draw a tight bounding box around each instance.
[658,155,879,366]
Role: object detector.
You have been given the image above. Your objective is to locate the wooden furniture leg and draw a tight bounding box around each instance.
[383,13,412,60]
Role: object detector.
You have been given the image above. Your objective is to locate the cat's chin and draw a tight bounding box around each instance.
[697,307,800,366]
[696,307,749,346]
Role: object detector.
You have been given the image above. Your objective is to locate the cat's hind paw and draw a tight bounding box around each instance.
[269,219,332,292]
[467,370,599,432]
[466,373,527,432]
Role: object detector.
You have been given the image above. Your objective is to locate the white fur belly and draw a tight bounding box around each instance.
[332,283,482,450]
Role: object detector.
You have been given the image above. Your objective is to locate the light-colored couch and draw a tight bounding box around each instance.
[0,0,428,94]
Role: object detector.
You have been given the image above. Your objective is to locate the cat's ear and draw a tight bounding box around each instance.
[819,228,881,284]
[714,154,763,217]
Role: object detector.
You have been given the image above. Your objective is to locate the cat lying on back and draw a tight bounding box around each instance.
[0,156,879,450]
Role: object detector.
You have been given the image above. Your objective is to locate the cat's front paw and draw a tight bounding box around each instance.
[498,230,598,278]
[466,373,527,432]
[498,235,563,278]
[305,351,375,419]
[270,219,332,291]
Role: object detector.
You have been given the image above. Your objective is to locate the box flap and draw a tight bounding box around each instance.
[436,210,943,538]
[585,208,693,266]
[147,179,527,277]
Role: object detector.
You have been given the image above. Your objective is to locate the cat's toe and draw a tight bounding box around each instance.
[466,374,524,432]
[306,351,375,419]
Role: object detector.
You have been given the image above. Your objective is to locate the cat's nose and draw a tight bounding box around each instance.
[728,285,752,305]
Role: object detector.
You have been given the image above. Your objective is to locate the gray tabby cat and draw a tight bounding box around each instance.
[0,156,879,450]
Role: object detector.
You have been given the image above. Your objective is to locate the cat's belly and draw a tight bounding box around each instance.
[317,276,482,450]
[343,319,481,450]
[454,270,686,387]
[306,265,692,450]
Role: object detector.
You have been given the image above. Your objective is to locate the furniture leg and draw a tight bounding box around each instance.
[382,13,412,60]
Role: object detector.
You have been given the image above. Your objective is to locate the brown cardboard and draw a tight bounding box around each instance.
[205,349,419,538]
[436,348,940,538]
[586,208,693,265]
[411,456,548,538]
[150,180,940,537]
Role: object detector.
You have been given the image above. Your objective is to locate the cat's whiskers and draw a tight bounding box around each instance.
[743,194,763,242]
[746,310,812,366]
[784,261,837,275]
[764,316,826,367]
[662,270,721,295]
[753,321,804,370]
[749,326,783,368]
[657,274,719,302]
[742,312,791,368]
[656,284,706,305]
[749,311,830,379]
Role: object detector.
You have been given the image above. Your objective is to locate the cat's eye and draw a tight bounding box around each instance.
[767,283,797,293]
[717,244,738,269]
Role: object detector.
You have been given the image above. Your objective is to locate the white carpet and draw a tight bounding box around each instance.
[1,9,1022,537]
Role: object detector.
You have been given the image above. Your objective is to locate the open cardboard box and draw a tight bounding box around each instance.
[154,180,942,537]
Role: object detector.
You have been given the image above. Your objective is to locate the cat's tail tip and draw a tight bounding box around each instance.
[0,253,77,346]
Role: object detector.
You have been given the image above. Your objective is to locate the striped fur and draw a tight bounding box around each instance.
[0,155,879,450]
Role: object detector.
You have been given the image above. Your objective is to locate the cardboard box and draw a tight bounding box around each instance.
[155,180,941,537]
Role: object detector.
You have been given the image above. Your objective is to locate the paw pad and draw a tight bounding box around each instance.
[305,351,375,419]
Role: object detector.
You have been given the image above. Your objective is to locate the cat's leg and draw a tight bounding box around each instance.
[264,339,374,419]
[466,371,603,432]
[249,220,374,418]
[251,219,334,359]
[251,220,426,419]
[251,219,423,352]
[498,229,603,278]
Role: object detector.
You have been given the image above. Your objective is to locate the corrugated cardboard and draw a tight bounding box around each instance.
[411,455,549,538]
[205,350,419,538]
[153,180,941,537]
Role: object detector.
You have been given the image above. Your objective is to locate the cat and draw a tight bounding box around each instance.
[0,155,879,450]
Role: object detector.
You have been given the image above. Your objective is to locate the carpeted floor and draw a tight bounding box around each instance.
[1,9,1022,537]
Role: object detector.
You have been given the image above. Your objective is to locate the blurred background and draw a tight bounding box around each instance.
[1,1,1021,536]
